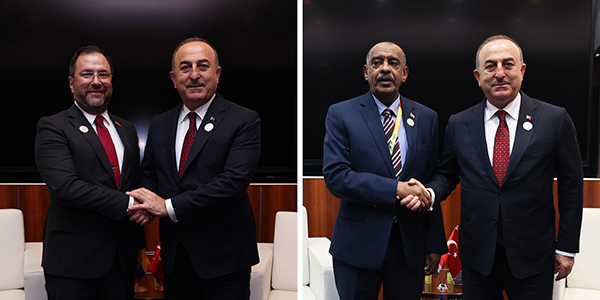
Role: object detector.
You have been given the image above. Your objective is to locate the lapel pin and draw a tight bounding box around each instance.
[526,115,532,120]
[204,123,214,132]
[210,116,215,121]
[410,112,415,118]
[79,125,89,133]
[114,121,122,127]
[523,121,533,131]
[407,118,415,127]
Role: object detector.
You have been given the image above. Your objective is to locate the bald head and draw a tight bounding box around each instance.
[363,41,409,106]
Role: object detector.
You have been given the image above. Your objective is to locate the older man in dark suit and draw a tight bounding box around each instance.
[421,35,584,300]
[127,37,260,300]
[323,41,448,300]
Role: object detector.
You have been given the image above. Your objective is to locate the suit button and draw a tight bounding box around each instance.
[393,215,398,223]
[493,218,498,224]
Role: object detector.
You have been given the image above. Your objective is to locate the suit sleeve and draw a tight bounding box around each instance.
[427,114,461,202]
[424,112,449,255]
[323,105,400,213]
[555,108,584,253]
[35,117,130,220]
[170,110,261,225]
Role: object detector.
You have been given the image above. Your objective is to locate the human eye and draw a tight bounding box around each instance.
[98,72,111,79]
[79,71,94,78]
[180,65,191,72]
[388,60,400,68]
[371,59,383,68]
[198,63,210,70]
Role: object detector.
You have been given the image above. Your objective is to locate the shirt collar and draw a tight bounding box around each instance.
[372,93,401,117]
[74,101,112,127]
[485,93,521,122]
[178,94,216,125]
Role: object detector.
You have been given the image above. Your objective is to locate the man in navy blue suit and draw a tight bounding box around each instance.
[127,37,260,300]
[420,35,583,299]
[323,41,448,299]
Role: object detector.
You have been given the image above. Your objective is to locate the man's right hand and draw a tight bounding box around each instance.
[397,178,430,212]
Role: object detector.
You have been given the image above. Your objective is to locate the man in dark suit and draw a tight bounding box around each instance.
[323,41,448,300]
[423,35,583,299]
[35,46,151,299]
[127,37,260,299]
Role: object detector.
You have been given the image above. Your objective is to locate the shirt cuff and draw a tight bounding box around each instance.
[165,198,178,222]
[427,188,436,211]
[555,250,575,258]
[127,196,135,212]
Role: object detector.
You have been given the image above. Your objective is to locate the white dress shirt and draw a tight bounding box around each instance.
[165,95,215,222]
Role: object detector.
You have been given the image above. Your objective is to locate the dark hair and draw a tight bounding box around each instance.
[475,35,524,69]
[171,37,219,71]
[68,45,114,76]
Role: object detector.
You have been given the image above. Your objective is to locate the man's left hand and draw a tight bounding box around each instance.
[127,188,168,218]
[554,253,574,281]
[425,253,441,275]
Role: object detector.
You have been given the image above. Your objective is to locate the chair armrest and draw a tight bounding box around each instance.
[552,274,565,300]
[308,238,338,300]
[250,243,273,300]
[24,242,47,300]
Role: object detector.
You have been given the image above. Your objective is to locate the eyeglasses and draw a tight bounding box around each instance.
[73,71,112,81]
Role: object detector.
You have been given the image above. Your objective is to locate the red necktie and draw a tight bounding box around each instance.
[382,109,402,178]
[95,115,120,188]
[179,112,197,178]
[493,110,509,186]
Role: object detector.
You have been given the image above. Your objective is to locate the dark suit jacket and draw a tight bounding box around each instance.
[323,92,448,270]
[35,104,143,279]
[140,93,260,279]
[428,92,583,279]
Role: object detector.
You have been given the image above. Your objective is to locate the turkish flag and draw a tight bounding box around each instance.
[439,226,461,277]
[149,243,164,285]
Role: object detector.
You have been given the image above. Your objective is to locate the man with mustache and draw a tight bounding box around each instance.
[35,45,151,299]
[418,35,583,299]
[127,37,260,299]
[323,41,448,299]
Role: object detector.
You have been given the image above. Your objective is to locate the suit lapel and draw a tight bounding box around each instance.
[180,94,227,177]
[467,101,498,185]
[399,97,416,181]
[358,93,396,178]
[67,105,117,187]
[504,93,537,183]
[164,105,181,179]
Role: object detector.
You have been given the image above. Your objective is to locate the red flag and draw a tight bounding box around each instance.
[149,243,164,285]
[439,226,461,277]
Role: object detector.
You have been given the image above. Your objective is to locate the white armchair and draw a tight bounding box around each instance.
[0,209,46,300]
[250,207,338,300]
[553,208,600,299]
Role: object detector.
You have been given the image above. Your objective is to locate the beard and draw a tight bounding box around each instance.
[74,88,112,114]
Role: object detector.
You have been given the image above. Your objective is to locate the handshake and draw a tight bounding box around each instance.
[125,188,169,227]
[396,178,431,212]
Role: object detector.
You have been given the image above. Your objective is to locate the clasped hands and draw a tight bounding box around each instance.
[397,178,431,212]
[125,188,169,227]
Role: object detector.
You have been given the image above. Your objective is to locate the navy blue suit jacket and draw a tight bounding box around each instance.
[140,93,260,279]
[428,92,583,279]
[323,92,448,270]
[35,104,143,279]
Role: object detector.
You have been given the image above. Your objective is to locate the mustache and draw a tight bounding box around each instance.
[187,82,206,88]
[377,75,393,81]
[492,79,510,86]
[86,88,106,93]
